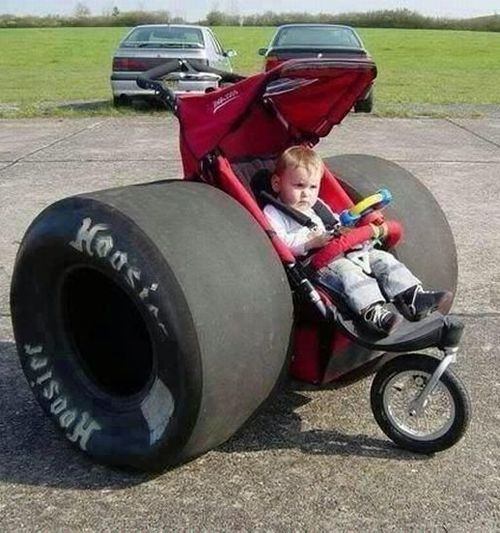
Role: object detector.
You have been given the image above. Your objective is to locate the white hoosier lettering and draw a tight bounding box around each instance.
[59,410,77,429]
[50,397,67,416]
[69,217,110,256]
[94,234,114,258]
[30,356,48,371]
[42,379,60,400]
[24,344,43,355]
[139,282,158,300]
[25,343,102,451]
[69,218,169,337]
[110,250,128,272]
[67,412,102,451]
[35,370,52,385]
[125,266,141,289]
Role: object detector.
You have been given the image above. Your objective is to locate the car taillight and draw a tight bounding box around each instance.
[112,58,150,71]
[265,55,280,71]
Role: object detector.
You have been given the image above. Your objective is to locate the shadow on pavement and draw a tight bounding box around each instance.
[220,388,429,462]
[0,340,426,490]
[0,341,148,490]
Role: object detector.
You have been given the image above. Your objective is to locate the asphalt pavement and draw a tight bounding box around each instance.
[0,114,499,530]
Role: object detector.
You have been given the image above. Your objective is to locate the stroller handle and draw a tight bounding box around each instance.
[195,64,246,83]
[137,60,247,114]
[136,60,179,113]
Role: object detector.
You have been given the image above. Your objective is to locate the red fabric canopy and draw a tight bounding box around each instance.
[177,58,377,177]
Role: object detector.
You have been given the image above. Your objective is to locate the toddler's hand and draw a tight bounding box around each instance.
[305,229,333,251]
[362,209,385,226]
[338,226,352,236]
[379,222,389,239]
[370,222,389,240]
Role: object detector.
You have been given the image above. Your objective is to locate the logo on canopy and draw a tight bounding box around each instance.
[212,90,240,113]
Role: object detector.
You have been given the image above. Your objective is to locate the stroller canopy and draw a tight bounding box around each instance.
[177,58,377,177]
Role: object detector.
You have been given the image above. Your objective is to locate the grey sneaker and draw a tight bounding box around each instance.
[395,285,453,322]
[362,303,403,336]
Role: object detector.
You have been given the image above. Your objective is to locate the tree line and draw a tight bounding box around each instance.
[0,10,179,28]
[1,8,499,32]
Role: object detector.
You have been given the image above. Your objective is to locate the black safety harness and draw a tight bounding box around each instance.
[259,190,339,232]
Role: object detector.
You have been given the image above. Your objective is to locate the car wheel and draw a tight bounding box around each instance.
[112,95,130,107]
[354,91,374,113]
[11,181,293,471]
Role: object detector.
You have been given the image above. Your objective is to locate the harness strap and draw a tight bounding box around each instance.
[312,201,339,231]
[260,191,317,229]
[260,190,340,231]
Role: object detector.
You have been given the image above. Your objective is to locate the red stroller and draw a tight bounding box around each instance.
[10,57,470,471]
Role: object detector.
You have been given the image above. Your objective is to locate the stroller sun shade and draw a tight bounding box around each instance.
[177,58,377,177]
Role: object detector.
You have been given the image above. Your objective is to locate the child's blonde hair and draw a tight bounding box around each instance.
[274,146,324,178]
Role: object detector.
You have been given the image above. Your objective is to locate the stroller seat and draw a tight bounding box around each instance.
[231,156,275,205]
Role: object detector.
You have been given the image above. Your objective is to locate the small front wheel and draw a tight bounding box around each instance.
[370,354,471,453]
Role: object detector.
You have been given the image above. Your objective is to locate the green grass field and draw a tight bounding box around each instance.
[1,26,499,109]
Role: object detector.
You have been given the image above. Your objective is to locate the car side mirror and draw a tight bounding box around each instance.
[224,49,237,58]
[258,48,267,56]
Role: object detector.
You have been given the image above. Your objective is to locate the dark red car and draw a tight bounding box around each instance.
[259,24,375,112]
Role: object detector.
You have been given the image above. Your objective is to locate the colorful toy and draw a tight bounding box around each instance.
[339,188,392,226]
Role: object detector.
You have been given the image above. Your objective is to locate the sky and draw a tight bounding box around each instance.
[0,0,497,22]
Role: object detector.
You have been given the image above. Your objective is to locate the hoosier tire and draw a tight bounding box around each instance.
[324,154,458,304]
[10,181,293,471]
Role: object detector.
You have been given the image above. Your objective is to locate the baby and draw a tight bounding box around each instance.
[263,146,452,335]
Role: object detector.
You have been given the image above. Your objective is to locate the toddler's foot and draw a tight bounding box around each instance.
[395,285,453,322]
[362,303,403,336]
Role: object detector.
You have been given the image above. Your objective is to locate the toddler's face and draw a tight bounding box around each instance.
[273,165,322,212]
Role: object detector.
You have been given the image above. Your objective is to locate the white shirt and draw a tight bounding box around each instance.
[263,203,328,257]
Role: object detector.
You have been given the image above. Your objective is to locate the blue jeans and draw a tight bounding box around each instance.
[318,249,420,314]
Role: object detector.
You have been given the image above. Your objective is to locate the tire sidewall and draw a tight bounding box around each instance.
[11,198,202,468]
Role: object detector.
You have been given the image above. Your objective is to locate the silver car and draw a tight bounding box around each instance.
[111,24,236,104]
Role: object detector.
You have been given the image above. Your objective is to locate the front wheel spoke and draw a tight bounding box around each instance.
[383,371,455,440]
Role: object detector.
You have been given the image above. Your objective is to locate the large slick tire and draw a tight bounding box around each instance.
[10,181,293,471]
[324,154,457,301]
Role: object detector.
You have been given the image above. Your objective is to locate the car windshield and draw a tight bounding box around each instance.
[273,26,362,48]
[121,27,204,49]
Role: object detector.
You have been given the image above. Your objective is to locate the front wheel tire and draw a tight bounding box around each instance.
[370,354,471,453]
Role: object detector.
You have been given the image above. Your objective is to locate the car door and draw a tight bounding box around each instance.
[206,30,232,72]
